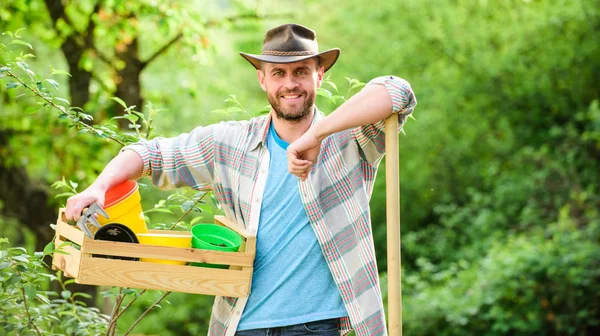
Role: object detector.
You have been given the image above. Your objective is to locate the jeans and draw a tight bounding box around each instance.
[235,318,340,335]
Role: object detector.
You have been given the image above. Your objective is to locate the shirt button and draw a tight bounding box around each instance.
[260,168,267,174]
[254,197,260,203]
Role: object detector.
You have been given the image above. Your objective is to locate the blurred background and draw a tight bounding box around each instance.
[1,0,599,335]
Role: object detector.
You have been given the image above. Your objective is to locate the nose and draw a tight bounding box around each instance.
[283,75,300,91]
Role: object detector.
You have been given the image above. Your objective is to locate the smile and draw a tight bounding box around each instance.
[281,95,301,99]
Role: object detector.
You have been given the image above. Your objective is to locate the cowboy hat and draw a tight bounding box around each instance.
[239,23,340,72]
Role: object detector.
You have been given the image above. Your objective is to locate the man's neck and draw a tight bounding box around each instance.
[270,108,315,144]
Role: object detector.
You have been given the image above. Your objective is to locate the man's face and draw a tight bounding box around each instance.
[258,59,324,122]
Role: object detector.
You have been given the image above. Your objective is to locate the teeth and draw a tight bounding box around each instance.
[283,95,300,99]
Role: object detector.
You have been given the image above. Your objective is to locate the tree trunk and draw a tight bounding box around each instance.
[112,37,143,129]
[0,137,97,307]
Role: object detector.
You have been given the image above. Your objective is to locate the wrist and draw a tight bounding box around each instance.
[311,122,329,142]
[90,179,110,193]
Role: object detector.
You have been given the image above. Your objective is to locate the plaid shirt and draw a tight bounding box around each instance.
[124,76,416,336]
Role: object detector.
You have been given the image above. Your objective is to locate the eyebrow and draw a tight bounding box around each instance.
[270,65,311,74]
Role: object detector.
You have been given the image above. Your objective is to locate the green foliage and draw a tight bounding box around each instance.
[398,208,600,336]
[0,238,109,335]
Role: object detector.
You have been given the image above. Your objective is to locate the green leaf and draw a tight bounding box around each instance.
[72,292,92,299]
[46,79,60,89]
[144,208,173,214]
[25,285,37,300]
[182,200,195,212]
[51,69,72,77]
[33,251,43,258]
[61,290,72,299]
[25,105,40,115]
[55,192,75,198]
[111,97,128,109]
[10,39,32,49]
[0,67,10,72]
[6,82,20,89]
[123,288,137,295]
[7,274,21,286]
[349,82,366,92]
[14,28,26,38]
[53,249,70,255]
[124,113,139,122]
[43,242,55,254]
[326,81,338,92]
[36,293,51,305]
[13,255,29,263]
[54,97,70,105]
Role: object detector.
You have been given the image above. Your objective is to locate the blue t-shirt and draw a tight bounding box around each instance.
[237,123,347,331]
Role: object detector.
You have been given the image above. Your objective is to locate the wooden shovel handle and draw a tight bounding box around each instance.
[385,114,402,336]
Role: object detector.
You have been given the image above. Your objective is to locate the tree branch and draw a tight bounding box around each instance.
[20,287,42,336]
[0,62,125,146]
[140,32,183,69]
[105,288,124,336]
[123,291,171,336]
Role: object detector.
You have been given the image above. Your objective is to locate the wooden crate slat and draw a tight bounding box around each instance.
[52,236,81,278]
[78,256,252,297]
[82,239,254,266]
[56,214,84,245]
[214,215,254,239]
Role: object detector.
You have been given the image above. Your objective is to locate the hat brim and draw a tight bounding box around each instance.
[239,48,340,72]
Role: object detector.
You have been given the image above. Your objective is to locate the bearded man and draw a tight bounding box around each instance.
[66,23,417,336]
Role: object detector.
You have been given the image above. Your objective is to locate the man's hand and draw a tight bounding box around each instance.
[65,184,107,222]
[287,128,322,181]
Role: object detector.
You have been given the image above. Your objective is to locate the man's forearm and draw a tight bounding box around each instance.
[313,83,393,141]
[91,149,144,192]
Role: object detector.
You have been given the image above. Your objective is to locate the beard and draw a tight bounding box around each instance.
[267,88,315,122]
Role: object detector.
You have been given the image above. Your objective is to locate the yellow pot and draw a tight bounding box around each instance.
[137,233,192,265]
[97,180,147,234]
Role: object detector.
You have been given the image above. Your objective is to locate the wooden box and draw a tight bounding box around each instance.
[51,209,256,297]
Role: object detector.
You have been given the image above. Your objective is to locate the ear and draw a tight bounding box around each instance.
[316,66,325,89]
[257,69,267,91]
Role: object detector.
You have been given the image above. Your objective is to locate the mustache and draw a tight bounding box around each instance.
[278,89,304,96]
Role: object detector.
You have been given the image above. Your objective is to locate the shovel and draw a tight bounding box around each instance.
[385,114,402,336]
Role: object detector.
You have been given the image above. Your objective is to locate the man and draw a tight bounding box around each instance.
[65,23,416,336]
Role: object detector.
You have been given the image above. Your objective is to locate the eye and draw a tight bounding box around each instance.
[272,70,284,77]
[296,69,308,75]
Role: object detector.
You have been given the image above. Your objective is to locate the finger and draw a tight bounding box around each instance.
[289,163,312,174]
[65,198,77,221]
[290,158,311,167]
[71,202,85,222]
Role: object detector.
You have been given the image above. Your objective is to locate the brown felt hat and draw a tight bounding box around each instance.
[240,23,340,72]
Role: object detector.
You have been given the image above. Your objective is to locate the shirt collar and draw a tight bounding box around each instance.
[248,106,324,151]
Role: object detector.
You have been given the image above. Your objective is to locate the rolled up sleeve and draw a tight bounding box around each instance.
[121,124,217,190]
[352,75,417,167]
